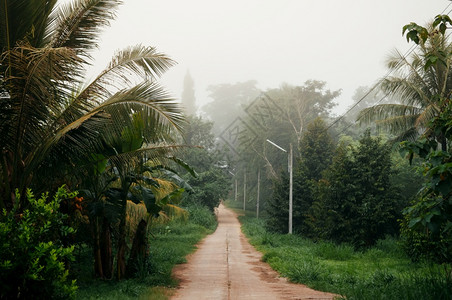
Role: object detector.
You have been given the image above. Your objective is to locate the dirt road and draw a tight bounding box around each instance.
[171,204,336,300]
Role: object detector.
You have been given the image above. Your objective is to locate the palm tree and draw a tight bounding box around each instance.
[0,0,184,210]
[358,23,452,144]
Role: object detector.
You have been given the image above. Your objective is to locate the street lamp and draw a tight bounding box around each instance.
[266,139,293,234]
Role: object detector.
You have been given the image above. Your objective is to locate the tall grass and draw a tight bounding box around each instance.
[239,215,452,300]
[75,204,217,299]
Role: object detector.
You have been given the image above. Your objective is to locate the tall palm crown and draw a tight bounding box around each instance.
[358,24,452,142]
[0,0,184,209]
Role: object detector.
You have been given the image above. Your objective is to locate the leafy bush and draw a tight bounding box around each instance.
[312,131,402,248]
[0,187,77,299]
[239,214,452,299]
[185,204,217,231]
[183,169,230,211]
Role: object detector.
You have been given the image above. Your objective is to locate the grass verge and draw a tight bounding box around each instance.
[74,205,216,299]
[238,214,452,300]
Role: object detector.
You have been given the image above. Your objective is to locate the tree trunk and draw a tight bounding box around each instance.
[116,199,128,280]
[126,219,148,277]
[100,217,113,279]
[91,217,104,278]
[116,235,127,280]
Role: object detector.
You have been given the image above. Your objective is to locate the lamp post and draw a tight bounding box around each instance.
[243,172,246,211]
[266,139,293,234]
[256,169,260,219]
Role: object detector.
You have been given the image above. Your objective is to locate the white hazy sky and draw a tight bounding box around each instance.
[86,0,451,115]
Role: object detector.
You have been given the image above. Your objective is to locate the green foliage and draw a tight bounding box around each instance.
[266,118,335,234]
[396,17,452,264]
[313,131,402,247]
[0,187,77,299]
[403,22,429,45]
[179,116,232,211]
[0,0,183,211]
[400,137,452,263]
[239,215,452,300]
[185,204,217,231]
[75,208,216,299]
[184,169,230,211]
[298,118,335,181]
[265,172,291,233]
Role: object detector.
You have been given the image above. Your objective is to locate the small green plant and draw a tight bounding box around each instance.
[185,204,217,231]
[0,186,78,299]
[314,242,354,261]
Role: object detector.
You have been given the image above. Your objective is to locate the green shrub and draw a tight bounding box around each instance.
[287,259,326,283]
[185,204,217,231]
[0,187,77,299]
[183,169,230,211]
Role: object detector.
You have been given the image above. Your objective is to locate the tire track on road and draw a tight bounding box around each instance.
[171,204,336,300]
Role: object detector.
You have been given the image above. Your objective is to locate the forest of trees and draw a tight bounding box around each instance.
[1,0,452,298]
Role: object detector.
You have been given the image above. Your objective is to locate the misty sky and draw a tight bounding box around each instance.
[86,0,451,115]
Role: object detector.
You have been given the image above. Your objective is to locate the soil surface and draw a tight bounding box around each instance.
[171,204,337,300]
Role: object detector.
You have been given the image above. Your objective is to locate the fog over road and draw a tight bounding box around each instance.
[171,204,335,300]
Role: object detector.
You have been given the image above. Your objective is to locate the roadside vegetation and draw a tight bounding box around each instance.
[235,212,451,300]
[74,203,216,299]
[2,0,452,299]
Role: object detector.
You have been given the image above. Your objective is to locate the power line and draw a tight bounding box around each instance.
[332,92,390,137]
[326,43,417,132]
[326,2,452,133]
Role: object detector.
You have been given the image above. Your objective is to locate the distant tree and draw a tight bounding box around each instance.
[266,171,291,233]
[233,81,339,216]
[180,116,231,211]
[266,118,335,234]
[181,70,197,116]
[298,118,335,181]
[202,80,260,136]
[265,81,339,146]
[181,115,216,171]
[313,131,401,247]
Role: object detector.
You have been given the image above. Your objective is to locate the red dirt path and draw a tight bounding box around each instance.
[171,204,337,300]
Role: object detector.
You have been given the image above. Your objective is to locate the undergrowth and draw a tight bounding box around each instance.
[74,205,216,299]
[239,215,452,300]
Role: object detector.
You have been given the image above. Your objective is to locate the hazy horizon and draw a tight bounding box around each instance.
[83,0,451,116]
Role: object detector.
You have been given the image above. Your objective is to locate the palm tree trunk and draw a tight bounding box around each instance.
[116,198,128,280]
[91,217,104,278]
[126,219,148,277]
[100,217,113,279]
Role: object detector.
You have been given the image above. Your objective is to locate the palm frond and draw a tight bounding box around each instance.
[381,76,436,109]
[358,103,421,124]
[2,43,82,155]
[375,114,420,135]
[106,144,188,173]
[415,104,438,128]
[0,0,58,50]
[94,81,185,141]
[391,127,420,143]
[78,45,176,102]
[50,0,122,58]
[25,110,109,182]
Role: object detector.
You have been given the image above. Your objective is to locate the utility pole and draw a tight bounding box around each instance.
[256,169,260,219]
[288,143,293,234]
[243,173,246,211]
[266,139,293,234]
[235,179,238,202]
